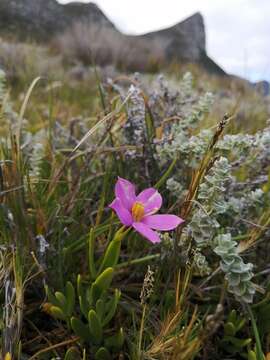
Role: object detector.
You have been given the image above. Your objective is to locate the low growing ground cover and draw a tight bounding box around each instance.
[0,68,270,359]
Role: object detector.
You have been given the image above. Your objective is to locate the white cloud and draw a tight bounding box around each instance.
[58,0,270,82]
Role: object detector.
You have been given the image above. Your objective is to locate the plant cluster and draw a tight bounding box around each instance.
[0,68,270,360]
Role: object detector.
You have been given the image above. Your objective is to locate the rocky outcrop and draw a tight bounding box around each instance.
[139,13,205,63]
[0,0,115,40]
[137,12,225,75]
[253,81,270,96]
[0,0,225,75]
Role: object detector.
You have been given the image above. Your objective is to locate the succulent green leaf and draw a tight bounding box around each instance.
[226,336,252,349]
[90,268,114,304]
[228,310,237,324]
[248,350,257,360]
[224,322,236,336]
[235,318,246,332]
[77,275,90,318]
[77,274,84,299]
[55,291,67,310]
[88,309,103,345]
[96,299,105,321]
[89,283,100,306]
[104,327,124,350]
[65,281,75,317]
[79,296,90,319]
[88,228,97,280]
[102,289,121,326]
[64,347,81,360]
[50,306,66,321]
[45,285,61,308]
[94,347,111,360]
[71,317,91,343]
[98,238,121,274]
[95,267,114,292]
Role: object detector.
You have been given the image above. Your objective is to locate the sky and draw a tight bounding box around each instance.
[58,0,270,82]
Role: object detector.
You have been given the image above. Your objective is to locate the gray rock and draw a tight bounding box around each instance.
[137,12,226,75]
[0,1,225,75]
[0,0,115,40]
[140,13,205,63]
[253,80,270,96]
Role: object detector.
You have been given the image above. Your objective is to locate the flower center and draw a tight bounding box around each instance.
[132,202,145,222]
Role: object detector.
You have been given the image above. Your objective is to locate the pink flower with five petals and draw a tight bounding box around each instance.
[109,177,184,243]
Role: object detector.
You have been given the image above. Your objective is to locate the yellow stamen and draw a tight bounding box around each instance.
[132,202,145,222]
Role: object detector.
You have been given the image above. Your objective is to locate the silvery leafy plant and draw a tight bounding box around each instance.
[107,72,269,304]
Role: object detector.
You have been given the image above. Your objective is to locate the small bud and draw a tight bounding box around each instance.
[42,302,53,314]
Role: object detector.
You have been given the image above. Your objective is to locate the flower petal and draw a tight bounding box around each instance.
[115,177,136,211]
[133,222,160,243]
[142,214,184,230]
[136,188,162,215]
[109,198,132,226]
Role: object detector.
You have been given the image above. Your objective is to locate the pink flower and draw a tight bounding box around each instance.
[109,177,184,243]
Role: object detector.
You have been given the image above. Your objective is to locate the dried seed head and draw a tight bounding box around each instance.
[140,266,155,305]
[210,114,232,149]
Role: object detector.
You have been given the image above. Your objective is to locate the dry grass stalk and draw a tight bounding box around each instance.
[145,270,201,360]
[180,113,233,221]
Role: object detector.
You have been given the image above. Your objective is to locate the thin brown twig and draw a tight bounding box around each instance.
[28,336,79,360]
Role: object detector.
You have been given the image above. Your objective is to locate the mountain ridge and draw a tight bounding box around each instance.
[0,0,226,75]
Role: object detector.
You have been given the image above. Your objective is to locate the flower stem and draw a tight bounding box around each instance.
[137,304,147,359]
[115,254,160,269]
[246,304,264,360]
